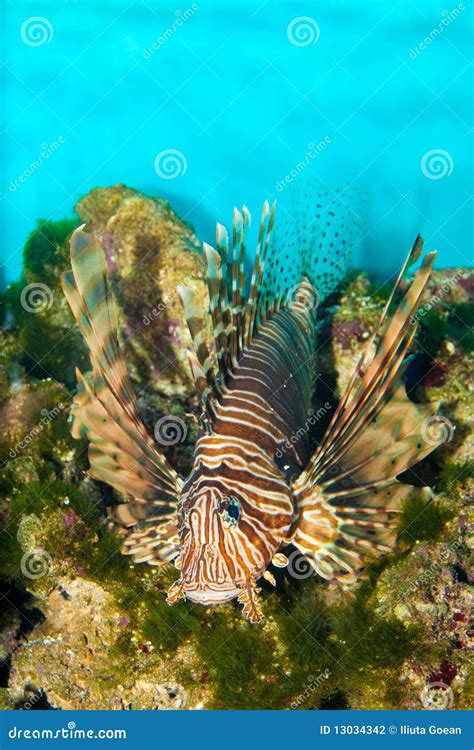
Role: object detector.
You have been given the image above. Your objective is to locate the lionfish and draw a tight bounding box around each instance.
[62,184,444,623]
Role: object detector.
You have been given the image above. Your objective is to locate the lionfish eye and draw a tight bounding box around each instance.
[219,495,241,525]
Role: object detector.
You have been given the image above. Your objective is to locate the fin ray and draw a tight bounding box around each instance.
[62,228,181,565]
[291,242,442,580]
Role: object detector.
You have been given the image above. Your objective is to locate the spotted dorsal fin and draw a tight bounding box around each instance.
[179,182,365,423]
[263,177,368,307]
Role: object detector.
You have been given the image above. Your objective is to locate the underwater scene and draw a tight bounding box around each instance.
[0,0,473,717]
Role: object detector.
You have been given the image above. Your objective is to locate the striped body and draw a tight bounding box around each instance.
[62,191,445,624]
[177,292,316,604]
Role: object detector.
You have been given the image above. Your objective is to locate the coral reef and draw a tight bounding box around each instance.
[75,185,210,399]
[0,186,472,710]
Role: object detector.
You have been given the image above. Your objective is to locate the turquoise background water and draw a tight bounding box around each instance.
[1,0,472,285]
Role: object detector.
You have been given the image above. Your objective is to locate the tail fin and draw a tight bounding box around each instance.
[61,227,181,564]
[291,241,446,581]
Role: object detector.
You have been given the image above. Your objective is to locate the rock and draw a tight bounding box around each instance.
[7,578,202,710]
[76,185,210,398]
[0,379,72,475]
[1,188,473,711]
[411,267,473,308]
[0,607,22,665]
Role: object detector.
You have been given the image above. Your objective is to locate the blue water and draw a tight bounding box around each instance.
[1,0,472,285]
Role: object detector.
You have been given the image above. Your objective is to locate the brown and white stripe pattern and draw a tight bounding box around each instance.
[176,435,294,605]
[173,292,318,608]
[63,208,444,624]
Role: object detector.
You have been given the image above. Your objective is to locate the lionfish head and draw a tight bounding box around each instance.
[167,484,280,607]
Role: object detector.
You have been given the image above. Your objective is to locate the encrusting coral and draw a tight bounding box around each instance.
[75,185,210,399]
[0,185,472,710]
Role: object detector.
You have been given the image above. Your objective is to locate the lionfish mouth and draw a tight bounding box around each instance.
[184,584,242,605]
[166,575,265,623]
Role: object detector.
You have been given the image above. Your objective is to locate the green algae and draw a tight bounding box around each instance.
[0,424,470,709]
[0,188,472,710]
[417,303,474,356]
[397,493,455,544]
[439,458,474,495]
[23,218,78,286]
[0,217,89,386]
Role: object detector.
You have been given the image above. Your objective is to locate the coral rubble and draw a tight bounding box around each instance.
[0,186,472,710]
